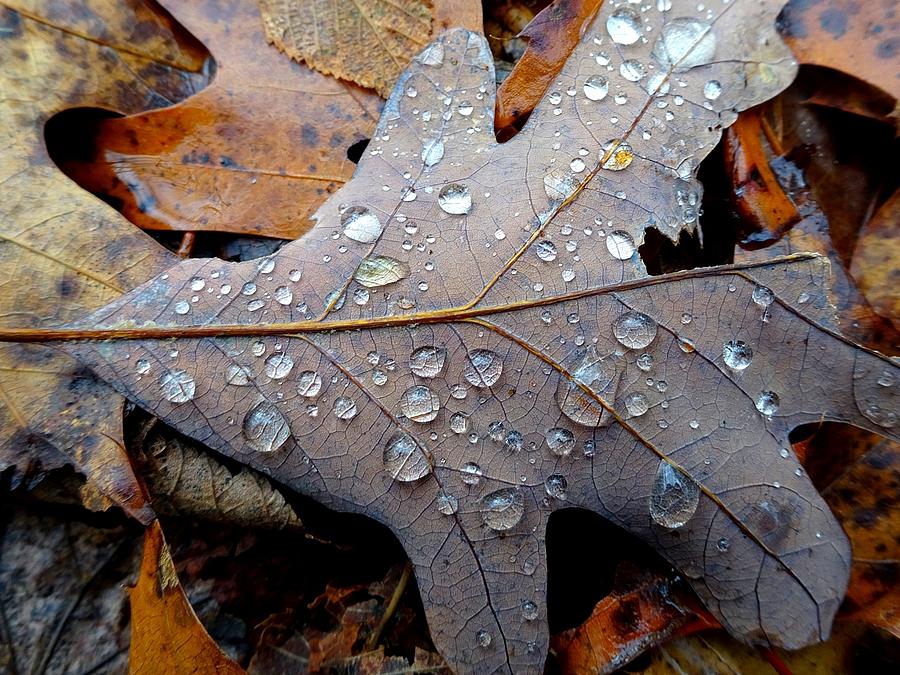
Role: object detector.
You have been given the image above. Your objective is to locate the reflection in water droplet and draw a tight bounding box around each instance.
[755,391,780,416]
[461,461,482,485]
[409,346,447,378]
[536,240,558,262]
[341,206,383,243]
[703,79,722,100]
[545,474,568,500]
[333,396,358,420]
[159,370,196,403]
[583,74,609,101]
[436,490,459,515]
[545,427,575,457]
[450,412,469,434]
[297,370,322,397]
[624,392,649,417]
[354,256,410,288]
[651,18,716,70]
[243,402,291,453]
[400,385,441,423]
[265,353,294,379]
[225,364,252,386]
[637,353,653,371]
[438,184,472,214]
[723,340,753,370]
[752,285,774,307]
[463,349,503,388]
[383,433,432,481]
[650,460,699,528]
[606,230,636,259]
[480,488,525,530]
[613,311,658,349]
[607,7,643,45]
[475,629,491,648]
[602,141,634,171]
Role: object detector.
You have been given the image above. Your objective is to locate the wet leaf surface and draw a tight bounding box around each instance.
[6,1,898,672]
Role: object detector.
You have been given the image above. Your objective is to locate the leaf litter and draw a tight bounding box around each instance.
[1,0,898,673]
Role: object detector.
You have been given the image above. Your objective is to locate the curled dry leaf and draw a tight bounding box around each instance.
[55,0,382,239]
[129,520,244,674]
[0,0,192,521]
[12,1,897,671]
[851,189,900,327]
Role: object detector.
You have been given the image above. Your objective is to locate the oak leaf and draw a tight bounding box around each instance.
[12,1,898,672]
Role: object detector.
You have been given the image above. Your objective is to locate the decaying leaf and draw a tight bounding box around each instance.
[851,188,900,327]
[129,520,244,674]
[8,1,898,672]
[54,0,383,239]
[0,0,197,520]
[260,0,434,98]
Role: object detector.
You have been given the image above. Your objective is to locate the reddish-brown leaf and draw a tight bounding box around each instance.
[851,188,900,327]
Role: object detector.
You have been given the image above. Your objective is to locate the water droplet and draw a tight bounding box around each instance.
[461,461,483,485]
[606,230,635,259]
[607,7,643,45]
[355,256,410,288]
[242,282,257,296]
[333,396,358,420]
[383,434,432,481]
[436,490,459,515]
[755,391,780,416]
[637,353,654,371]
[159,370,196,403]
[409,346,447,378]
[288,269,302,282]
[624,392,649,417]
[620,59,645,81]
[602,141,634,171]
[341,206,383,243]
[225,364,252,386]
[400,385,440,423]
[353,288,370,305]
[438,183,472,214]
[536,240,558,262]
[723,340,753,370]
[752,285,774,307]
[570,157,586,173]
[583,75,609,101]
[247,299,265,312]
[297,370,322,397]
[406,85,417,98]
[651,18,716,70]
[265,353,294,379]
[450,384,468,400]
[681,312,693,325]
[463,349,503,387]
[480,488,525,530]
[251,340,266,357]
[135,359,150,374]
[522,600,539,621]
[650,460,699,528]
[863,404,896,429]
[545,474,568,500]
[703,79,722,100]
[174,300,190,315]
[544,168,580,202]
[545,427,575,457]
[877,370,894,387]
[475,629,491,648]
[274,286,293,305]
[450,412,469,434]
[422,138,444,166]
[716,537,730,552]
[243,402,291,452]
[258,258,276,274]
[557,347,618,427]
[613,311,658,349]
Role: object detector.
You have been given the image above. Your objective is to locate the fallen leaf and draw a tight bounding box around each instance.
[851,188,900,327]
[9,2,899,672]
[0,0,195,520]
[129,520,245,674]
[494,0,604,134]
[54,0,383,239]
[779,0,900,100]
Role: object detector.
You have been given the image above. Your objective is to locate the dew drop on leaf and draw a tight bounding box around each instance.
[612,311,658,349]
[463,349,503,387]
[332,396,358,420]
[480,487,525,530]
[637,353,653,371]
[651,18,717,70]
[755,390,780,416]
[583,74,609,101]
[704,79,722,100]
[450,412,469,434]
[544,474,568,499]
[225,364,252,386]
[606,230,636,259]
[274,286,293,305]
[543,168,580,202]
[436,490,459,515]
[475,629,491,648]
[602,141,634,171]
[535,240,558,262]
[400,385,441,423]
[752,285,775,307]
[243,401,291,453]
[620,59,645,81]
[557,347,617,427]
[607,7,643,45]
[297,370,322,397]
[354,255,410,288]
[649,460,700,529]
[624,391,649,417]
[341,206,383,243]
[383,433,432,482]
[264,353,294,379]
[159,369,196,403]
[409,346,447,378]
[461,461,483,485]
[437,183,472,214]
[135,359,150,374]
[723,340,753,370]
[422,138,444,167]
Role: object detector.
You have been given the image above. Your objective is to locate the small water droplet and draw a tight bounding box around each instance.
[409,346,447,378]
[159,369,195,403]
[475,629,491,648]
[463,349,503,387]
[606,230,635,259]
[752,285,774,307]
[613,311,658,349]
[650,460,699,528]
[480,488,525,530]
[341,206,383,243]
[225,364,252,386]
[333,396,358,420]
[723,340,753,370]
[422,138,444,166]
[384,433,432,481]
[274,286,293,305]
[545,474,567,500]
[543,168,580,202]
[258,258,276,274]
[450,412,469,434]
[755,391,780,416]
[536,240,558,262]
[436,490,459,515]
[637,353,653,371]
[570,157,586,173]
[461,461,483,485]
[607,7,643,45]
[400,385,440,423]
[620,59,645,81]
[243,402,291,452]
[297,370,322,397]
[438,183,472,214]
[602,141,634,171]
[716,537,730,552]
[135,359,150,374]
[247,299,265,312]
[173,300,190,315]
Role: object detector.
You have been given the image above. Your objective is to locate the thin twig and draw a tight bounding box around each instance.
[365,561,412,651]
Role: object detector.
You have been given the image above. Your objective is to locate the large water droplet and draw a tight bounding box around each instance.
[602,141,634,171]
[225,364,252,386]
[400,385,440,423]
[264,353,294,379]
[536,240,558,262]
[583,74,609,101]
[243,401,291,452]
[755,391,780,416]
[624,391,649,417]
[341,206,383,243]
[607,7,643,45]
[544,168,579,202]
[159,370,196,403]
[612,311,658,349]
[354,256,410,288]
[461,461,482,485]
[545,427,575,457]
[297,370,322,397]
[422,138,444,167]
[556,347,618,427]
[463,349,503,388]
[651,18,716,70]
[480,488,525,530]
[409,346,447,378]
[752,285,774,307]
[333,396,358,420]
[436,490,459,515]
[438,184,472,215]
[545,474,568,499]
[383,433,432,481]
[723,340,753,370]
[650,460,699,528]
[606,230,636,259]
